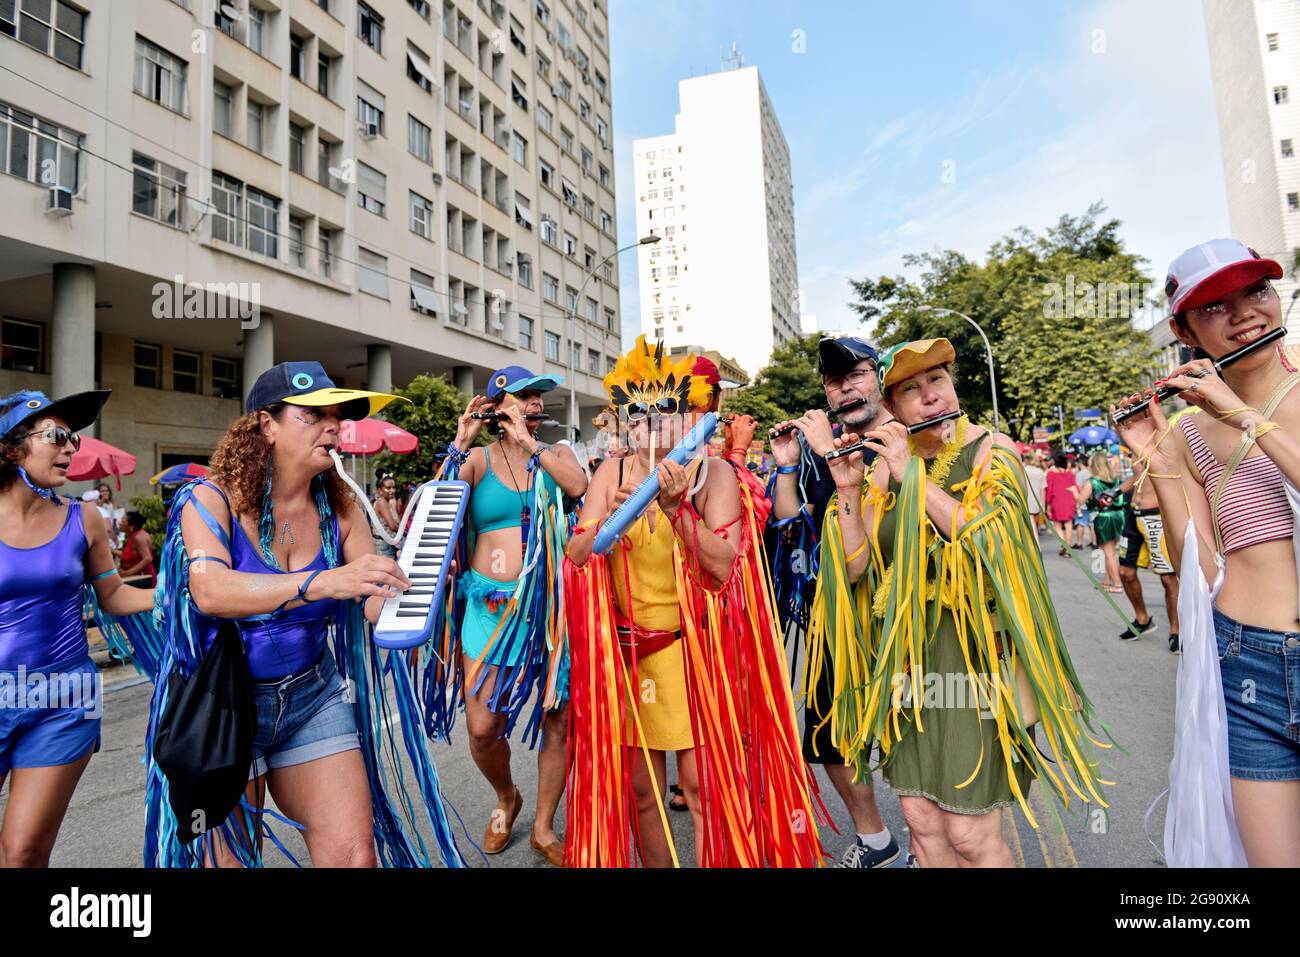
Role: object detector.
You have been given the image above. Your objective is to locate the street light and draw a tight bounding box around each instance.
[914,305,1001,433]
[566,235,661,439]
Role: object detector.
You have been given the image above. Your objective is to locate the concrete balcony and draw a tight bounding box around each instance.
[214,30,282,102]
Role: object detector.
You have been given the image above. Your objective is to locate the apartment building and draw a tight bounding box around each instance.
[1204,0,1300,337]
[632,65,800,380]
[0,0,620,497]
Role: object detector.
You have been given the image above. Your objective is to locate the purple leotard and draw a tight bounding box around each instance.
[0,502,89,670]
[189,485,340,682]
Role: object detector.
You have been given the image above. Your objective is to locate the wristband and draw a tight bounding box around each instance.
[297,569,325,604]
[445,443,469,466]
[775,464,799,474]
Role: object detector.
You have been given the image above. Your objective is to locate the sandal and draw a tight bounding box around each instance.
[666,784,688,813]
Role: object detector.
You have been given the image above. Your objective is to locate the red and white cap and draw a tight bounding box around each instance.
[1165,238,1283,315]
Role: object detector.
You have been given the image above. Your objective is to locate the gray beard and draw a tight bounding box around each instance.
[839,399,883,432]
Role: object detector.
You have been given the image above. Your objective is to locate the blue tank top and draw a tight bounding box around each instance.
[0,501,89,670]
[469,445,561,535]
[191,484,340,682]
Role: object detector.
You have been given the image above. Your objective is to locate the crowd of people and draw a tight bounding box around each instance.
[0,237,1294,869]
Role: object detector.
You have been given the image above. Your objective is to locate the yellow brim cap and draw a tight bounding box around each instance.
[878,338,957,391]
[283,388,410,418]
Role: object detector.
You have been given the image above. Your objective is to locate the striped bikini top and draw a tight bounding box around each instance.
[1181,416,1293,554]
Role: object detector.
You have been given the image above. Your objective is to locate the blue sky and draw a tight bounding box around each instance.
[608,0,1231,348]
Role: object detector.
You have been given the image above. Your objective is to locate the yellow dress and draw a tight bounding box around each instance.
[609,508,694,752]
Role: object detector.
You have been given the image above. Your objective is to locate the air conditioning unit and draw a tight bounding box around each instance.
[431,171,444,185]
[46,186,74,217]
[360,122,379,139]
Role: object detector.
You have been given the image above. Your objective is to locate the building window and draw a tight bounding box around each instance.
[564,285,578,311]
[537,103,553,134]
[357,247,389,298]
[0,101,81,190]
[539,157,555,189]
[587,348,599,373]
[580,147,593,174]
[542,272,559,303]
[408,114,432,163]
[357,1,383,53]
[10,0,84,69]
[515,191,533,230]
[131,151,186,228]
[317,53,333,98]
[560,126,573,154]
[570,341,580,369]
[290,34,305,81]
[246,99,264,154]
[319,228,336,278]
[134,37,187,114]
[600,209,612,235]
[407,43,436,93]
[289,214,305,267]
[517,252,533,288]
[535,0,550,26]
[210,172,279,259]
[511,131,528,166]
[410,269,438,313]
[0,317,42,372]
[581,194,594,220]
[558,77,571,102]
[289,122,305,173]
[1267,32,1279,52]
[134,342,161,389]
[578,97,590,123]
[584,297,597,323]
[1289,193,1299,211]
[247,6,265,55]
[512,75,529,111]
[318,137,343,191]
[408,0,430,19]
[596,116,607,145]
[544,330,560,361]
[215,2,235,36]
[602,261,613,282]
[541,215,558,245]
[409,190,433,239]
[561,178,577,206]
[563,233,577,256]
[1284,139,1295,159]
[519,315,534,350]
[212,356,240,399]
[537,52,550,80]
[604,306,615,331]
[599,163,609,187]
[357,161,386,215]
[213,80,233,136]
[173,349,200,394]
[1275,86,1290,105]
[357,80,385,136]
[595,70,606,97]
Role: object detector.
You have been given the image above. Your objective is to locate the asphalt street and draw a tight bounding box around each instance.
[5,531,1180,868]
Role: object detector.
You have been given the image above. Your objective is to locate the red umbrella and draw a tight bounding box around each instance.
[337,418,418,455]
[67,435,137,488]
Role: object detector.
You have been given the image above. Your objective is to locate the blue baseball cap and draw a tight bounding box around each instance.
[818,336,880,377]
[245,361,407,419]
[486,365,564,400]
[0,389,110,440]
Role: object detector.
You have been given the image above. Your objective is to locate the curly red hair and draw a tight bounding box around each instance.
[209,406,355,519]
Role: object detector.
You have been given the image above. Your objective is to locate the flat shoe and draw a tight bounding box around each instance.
[483,787,523,855]
[530,832,565,866]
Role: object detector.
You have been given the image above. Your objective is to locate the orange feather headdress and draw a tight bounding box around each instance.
[602,335,711,412]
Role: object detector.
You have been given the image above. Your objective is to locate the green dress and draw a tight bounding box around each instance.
[874,437,1035,815]
[1088,477,1126,545]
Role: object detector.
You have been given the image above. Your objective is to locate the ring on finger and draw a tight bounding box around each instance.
[1191,380,1199,393]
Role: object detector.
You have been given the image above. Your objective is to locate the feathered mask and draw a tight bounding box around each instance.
[603,335,711,417]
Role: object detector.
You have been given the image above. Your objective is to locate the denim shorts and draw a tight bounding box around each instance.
[250,650,360,779]
[1214,608,1300,781]
[0,653,100,776]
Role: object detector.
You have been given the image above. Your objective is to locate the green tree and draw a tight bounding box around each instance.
[847,203,1156,438]
[727,334,826,423]
[372,373,474,487]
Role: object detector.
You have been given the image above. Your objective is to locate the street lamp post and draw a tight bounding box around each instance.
[567,235,661,439]
[915,305,1001,433]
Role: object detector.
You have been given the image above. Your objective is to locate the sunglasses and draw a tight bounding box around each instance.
[625,397,680,421]
[21,426,81,452]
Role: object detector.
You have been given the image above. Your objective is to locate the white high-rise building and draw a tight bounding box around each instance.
[632,65,799,379]
[1204,0,1300,333]
[0,0,621,497]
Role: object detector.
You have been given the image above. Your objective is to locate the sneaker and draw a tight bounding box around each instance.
[1169,633,1181,655]
[1119,618,1156,641]
[835,835,902,869]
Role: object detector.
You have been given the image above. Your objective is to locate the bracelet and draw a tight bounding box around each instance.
[775,464,799,474]
[297,569,325,604]
[445,443,469,466]
[1245,420,1281,442]
[1146,472,1183,480]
